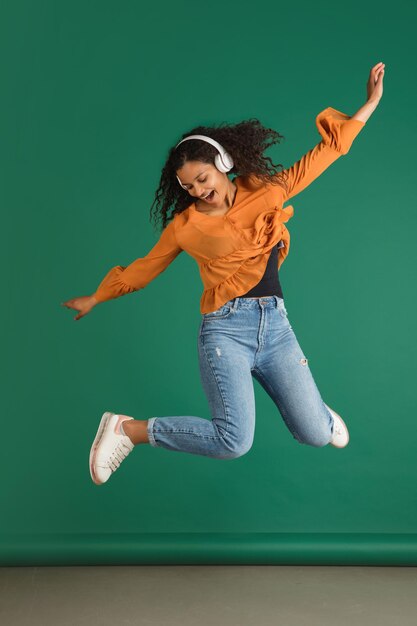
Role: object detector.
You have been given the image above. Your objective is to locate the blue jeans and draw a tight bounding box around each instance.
[147,295,335,458]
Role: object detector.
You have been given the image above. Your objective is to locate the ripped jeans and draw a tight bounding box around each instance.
[147,295,335,458]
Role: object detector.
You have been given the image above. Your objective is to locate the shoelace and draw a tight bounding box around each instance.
[108,440,132,472]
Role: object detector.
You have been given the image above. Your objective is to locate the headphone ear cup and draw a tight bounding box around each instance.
[214,154,226,173]
[215,151,234,173]
[176,174,187,190]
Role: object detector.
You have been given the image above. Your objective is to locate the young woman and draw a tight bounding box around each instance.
[63,63,385,486]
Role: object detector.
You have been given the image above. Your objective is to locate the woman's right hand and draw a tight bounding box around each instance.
[61,295,98,321]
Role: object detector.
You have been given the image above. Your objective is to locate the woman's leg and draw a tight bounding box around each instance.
[142,306,257,459]
[251,298,334,447]
[120,418,149,444]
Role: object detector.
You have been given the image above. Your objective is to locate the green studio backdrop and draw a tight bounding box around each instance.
[1,0,416,566]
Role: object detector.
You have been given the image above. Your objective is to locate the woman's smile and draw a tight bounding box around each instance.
[201,190,216,202]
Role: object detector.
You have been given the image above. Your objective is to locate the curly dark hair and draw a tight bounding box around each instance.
[149,118,290,232]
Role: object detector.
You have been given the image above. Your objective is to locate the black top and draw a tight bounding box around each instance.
[240,241,284,299]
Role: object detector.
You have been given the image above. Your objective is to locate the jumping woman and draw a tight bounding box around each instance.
[62,62,385,485]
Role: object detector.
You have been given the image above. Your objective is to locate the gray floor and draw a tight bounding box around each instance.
[1,565,417,625]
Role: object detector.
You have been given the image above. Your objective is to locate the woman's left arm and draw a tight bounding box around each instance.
[267,62,385,203]
[270,108,366,202]
[351,61,385,122]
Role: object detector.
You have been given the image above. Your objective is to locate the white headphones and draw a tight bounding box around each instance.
[174,135,234,190]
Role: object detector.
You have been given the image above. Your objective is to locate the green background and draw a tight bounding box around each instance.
[1,0,416,565]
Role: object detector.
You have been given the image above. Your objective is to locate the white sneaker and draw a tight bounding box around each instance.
[325,404,350,448]
[89,412,135,485]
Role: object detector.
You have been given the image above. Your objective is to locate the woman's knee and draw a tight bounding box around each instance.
[218,436,254,459]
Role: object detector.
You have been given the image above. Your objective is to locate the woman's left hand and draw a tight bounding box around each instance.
[367,62,385,103]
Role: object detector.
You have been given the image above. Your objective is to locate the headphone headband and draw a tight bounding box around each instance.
[175,134,234,188]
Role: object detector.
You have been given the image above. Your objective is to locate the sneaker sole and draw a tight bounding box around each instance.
[330,411,350,448]
[89,411,114,485]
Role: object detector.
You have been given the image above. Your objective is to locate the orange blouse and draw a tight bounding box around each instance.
[93,107,366,313]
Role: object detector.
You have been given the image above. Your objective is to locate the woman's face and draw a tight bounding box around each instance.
[176,161,232,207]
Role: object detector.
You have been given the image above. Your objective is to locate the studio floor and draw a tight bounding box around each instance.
[1,565,417,625]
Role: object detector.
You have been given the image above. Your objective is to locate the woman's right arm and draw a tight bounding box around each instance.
[62,217,182,320]
[93,218,182,303]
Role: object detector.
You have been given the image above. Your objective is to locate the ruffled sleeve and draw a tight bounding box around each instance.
[93,217,182,304]
[277,106,366,202]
